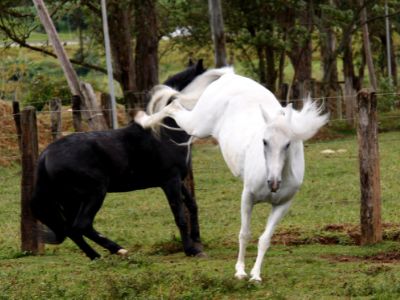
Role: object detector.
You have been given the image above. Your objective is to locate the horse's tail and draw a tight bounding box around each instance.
[147,66,234,114]
[30,153,67,244]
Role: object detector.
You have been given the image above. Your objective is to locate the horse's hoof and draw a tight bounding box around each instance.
[249,276,262,283]
[234,272,248,280]
[117,249,128,256]
[195,252,208,258]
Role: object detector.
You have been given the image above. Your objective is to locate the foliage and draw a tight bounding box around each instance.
[22,73,71,110]
[377,77,397,112]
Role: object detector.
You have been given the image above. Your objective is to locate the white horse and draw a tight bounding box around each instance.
[135,68,328,282]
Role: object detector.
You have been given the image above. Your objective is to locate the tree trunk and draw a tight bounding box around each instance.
[278,31,287,88]
[357,45,366,88]
[133,0,159,113]
[360,1,377,90]
[208,0,227,67]
[265,46,277,93]
[390,33,397,86]
[287,1,313,105]
[321,25,338,89]
[343,34,356,124]
[256,46,266,86]
[107,1,137,115]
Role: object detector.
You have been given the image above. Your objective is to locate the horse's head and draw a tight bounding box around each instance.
[260,99,329,193]
[260,105,293,193]
[163,59,206,91]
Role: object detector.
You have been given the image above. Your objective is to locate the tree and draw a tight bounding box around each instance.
[1,0,161,115]
[134,0,159,105]
[360,0,378,90]
[208,0,227,67]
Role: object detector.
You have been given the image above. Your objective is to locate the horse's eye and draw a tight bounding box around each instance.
[285,142,290,150]
[263,139,268,147]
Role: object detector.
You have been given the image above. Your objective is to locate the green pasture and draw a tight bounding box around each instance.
[0,132,400,299]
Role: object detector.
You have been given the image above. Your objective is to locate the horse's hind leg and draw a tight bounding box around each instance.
[162,176,202,256]
[69,190,126,258]
[181,184,204,254]
[68,233,101,260]
[84,227,127,256]
[135,100,211,138]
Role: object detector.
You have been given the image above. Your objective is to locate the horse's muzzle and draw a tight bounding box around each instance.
[268,180,281,193]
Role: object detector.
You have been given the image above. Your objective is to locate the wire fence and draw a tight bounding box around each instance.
[0,92,399,168]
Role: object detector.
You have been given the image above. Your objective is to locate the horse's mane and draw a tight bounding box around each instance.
[289,98,329,141]
[147,67,234,114]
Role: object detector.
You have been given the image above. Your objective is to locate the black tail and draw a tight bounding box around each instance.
[30,154,66,244]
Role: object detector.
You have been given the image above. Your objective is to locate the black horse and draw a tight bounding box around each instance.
[31,60,206,260]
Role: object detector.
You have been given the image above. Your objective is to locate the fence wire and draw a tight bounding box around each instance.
[0,93,399,164]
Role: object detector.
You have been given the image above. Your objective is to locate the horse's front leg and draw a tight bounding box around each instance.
[250,200,292,282]
[235,188,254,279]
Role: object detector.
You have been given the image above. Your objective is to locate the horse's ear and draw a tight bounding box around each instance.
[260,105,271,124]
[285,103,293,122]
[196,59,204,71]
[188,58,194,66]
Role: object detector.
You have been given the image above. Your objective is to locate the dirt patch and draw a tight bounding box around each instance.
[322,251,400,264]
[270,223,400,246]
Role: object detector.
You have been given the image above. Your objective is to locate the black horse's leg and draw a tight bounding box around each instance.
[162,176,201,256]
[84,227,126,255]
[71,190,126,256]
[68,233,101,260]
[181,184,204,253]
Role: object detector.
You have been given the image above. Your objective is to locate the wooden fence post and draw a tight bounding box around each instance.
[71,95,83,132]
[12,101,22,153]
[50,98,62,141]
[356,89,382,245]
[20,106,44,254]
[101,93,113,129]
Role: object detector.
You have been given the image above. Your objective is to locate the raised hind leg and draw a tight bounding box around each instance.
[68,233,101,260]
[235,188,254,279]
[162,175,202,256]
[135,100,212,138]
[249,200,292,282]
[68,189,126,259]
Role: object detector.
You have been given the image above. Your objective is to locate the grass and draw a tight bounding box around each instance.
[0,131,400,299]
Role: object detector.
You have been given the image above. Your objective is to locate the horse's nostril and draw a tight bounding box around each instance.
[268,180,280,193]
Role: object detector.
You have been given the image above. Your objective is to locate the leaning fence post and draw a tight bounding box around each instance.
[50,98,62,141]
[101,93,113,129]
[12,100,22,153]
[20,106,44,254]
[356,89,382,245]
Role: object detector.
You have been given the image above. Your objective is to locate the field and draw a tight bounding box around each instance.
[1,130,400,299]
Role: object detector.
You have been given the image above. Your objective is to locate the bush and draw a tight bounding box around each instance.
[22,74,71,111]
[377,77,397,112]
